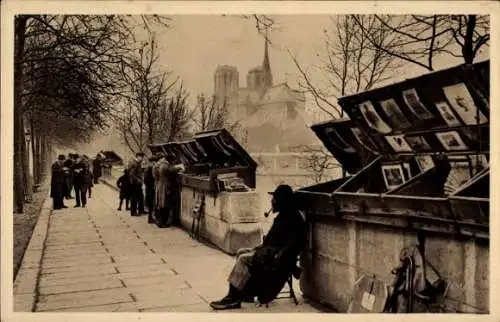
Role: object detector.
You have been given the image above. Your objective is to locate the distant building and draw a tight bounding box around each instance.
[213,36,320,153]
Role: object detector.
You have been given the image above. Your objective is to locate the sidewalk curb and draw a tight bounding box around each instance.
[13,192,52,312]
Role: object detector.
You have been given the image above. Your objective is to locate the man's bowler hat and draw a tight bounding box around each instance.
[268,184,294,199]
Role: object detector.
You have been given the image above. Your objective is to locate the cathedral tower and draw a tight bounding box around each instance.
[214,65,239,105]
[262,31,273,89]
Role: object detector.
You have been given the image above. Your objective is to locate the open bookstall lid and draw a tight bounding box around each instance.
[332,61,489,157]
[310,118,378,174]
[193,128,257,169]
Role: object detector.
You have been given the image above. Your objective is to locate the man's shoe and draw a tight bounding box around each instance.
[82,204,86,208]
[117,207,122,211]
[209,296,242,310]
[74,205,81,208]
[62,205,68,208]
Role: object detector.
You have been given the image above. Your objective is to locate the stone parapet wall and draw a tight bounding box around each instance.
[300,218,489,313]
[179,186,263,255]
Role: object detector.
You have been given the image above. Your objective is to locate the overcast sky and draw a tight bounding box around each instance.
[153,15,331,101]
[150,14,489,114]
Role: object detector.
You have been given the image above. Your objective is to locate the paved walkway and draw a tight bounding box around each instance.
[14,183,321,313]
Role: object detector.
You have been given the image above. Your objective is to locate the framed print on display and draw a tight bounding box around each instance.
[402,163,412,181]
[379,98,411,128]
[415,155,435,172]
[385,135,413,153]
[358,101,392,134]
[435,131,469,151]
[442,83,488,125]
[381,164,406,189]
[351,127,379,153]
[435,101,462,126]
[402,88,434,120]
[405,136,432,150]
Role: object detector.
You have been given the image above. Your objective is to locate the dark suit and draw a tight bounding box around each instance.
[72,161,88,206]
[50,162,66,209]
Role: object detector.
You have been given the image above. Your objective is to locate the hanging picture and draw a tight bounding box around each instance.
[402,88,434,120]
[385,135,413,153]
[435,131,469,151]
[442,83,488,125]
[405,136,432,150]
[358,101,392,134]
[325,128,355,152]
[435,101,462,126]
[415,155,435,172]
[351,128,379,154]
[402,163,412,181]
[381,164,406,189]
[379,98,411,128]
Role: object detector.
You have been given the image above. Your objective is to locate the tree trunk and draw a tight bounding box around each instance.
[463,15,476,64]
[14,16,28,213]
[31,120,38,185]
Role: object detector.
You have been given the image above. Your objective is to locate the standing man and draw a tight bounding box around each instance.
[144,156,158,223]
[153,154,170,227]
[72,155,89,208]
[92,153,103,184]
[128,152,146,216]
[164,155,185,227]
[63,154,75,199]
[51,155,68,210]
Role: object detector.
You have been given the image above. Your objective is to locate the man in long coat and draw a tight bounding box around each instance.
[209,184,306,310]
[51,155,68,210]
[92,154,103,184]
[144,155,159,223]
[165,156,184,226]
[152,153,170,227]
[127,152,146,216]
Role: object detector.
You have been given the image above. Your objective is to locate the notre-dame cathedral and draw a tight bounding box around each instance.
[212,37,318,153]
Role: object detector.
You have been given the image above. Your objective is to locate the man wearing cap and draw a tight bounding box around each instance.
[209,184,306,310]
[128,152,146,216]
[51,155,68,210]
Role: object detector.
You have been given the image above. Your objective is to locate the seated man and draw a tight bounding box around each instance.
[209,184,306,310]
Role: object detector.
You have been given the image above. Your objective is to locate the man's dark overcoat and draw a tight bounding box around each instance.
[244,208,306,304]
[50,161,66,200]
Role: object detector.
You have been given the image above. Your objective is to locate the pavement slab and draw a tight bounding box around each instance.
[14,183,322,313]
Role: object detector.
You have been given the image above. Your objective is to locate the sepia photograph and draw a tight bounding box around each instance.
[442,82,488,125]
[358,101,392,134]
[381,164,406,189]
[379,98,411,128]
[1,2,495,319]
[385,134,413,153]
[415,155,436,172]
[402,88,434,120]
[436,131,469,151]
[435,101,462,126]
[405,135,432,150]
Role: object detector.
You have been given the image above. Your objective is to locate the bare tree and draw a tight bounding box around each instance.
[14,15,170,213]
[117,34,179,154]
[352,15,490,71]
[296,145,341,184]
[194,94,229,132]
[156,84,194,142]
[291,15,401,119]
